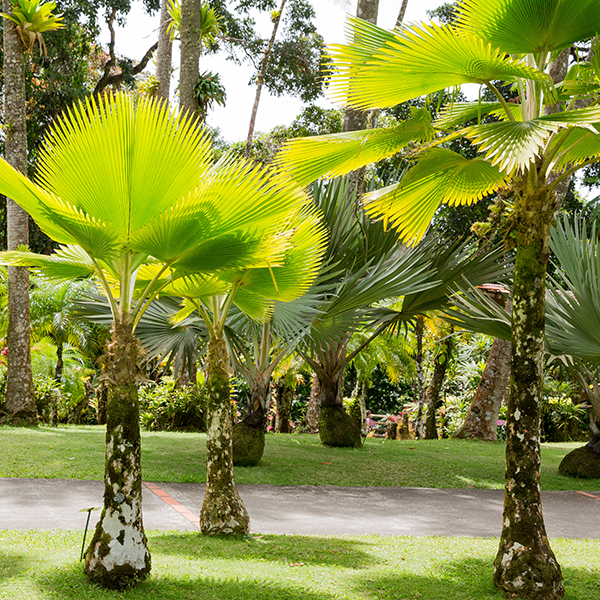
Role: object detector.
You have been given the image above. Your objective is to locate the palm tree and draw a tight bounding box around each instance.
[1,0,63,422]
[0,93,322,588]
[277,2,600,595]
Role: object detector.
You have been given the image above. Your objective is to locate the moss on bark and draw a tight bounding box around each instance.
[558,446,600,478]
[232,421,265,466]
[200,332,250,536]
[84,319,150,590]
[319,406,361,447]
[493,185,564,599]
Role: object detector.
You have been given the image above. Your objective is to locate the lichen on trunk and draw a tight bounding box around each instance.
[493,185,564,599]
[200,332,250,535]
[233,375,269,465]
[84,319,150,590]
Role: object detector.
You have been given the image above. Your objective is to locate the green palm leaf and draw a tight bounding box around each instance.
[548,126,600,171]
[466,119,560,174]
[329,18,549,111]
[276,107,433,185]
[457,0,600,54]
[364,149,510,244]
[0,246,95,279]
[434,101,521,130]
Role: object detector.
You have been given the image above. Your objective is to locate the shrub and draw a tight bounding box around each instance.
[139,377,206,432]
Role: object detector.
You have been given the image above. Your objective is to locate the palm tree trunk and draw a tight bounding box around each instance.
[179,0,201,113]
[245,0,287,158]
[317,343,361,447]
[232,374,269,466]
[275,378,294,433]
[156,0,173,101]
[2,3,35,422]
[306,374,320,431]
[493,187,564,598]
[84,319,150,589]
[200,331,249,535]
[456,336,511,441]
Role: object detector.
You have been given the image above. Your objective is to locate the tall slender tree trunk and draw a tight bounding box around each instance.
[306,374,320,431]
[414,317,426,438]
[493,184,564,598]
[423,331,453,440]
[84,319,150,589]
[245,0,287,158]
[275,377,294,433]
[200,331,249,535]
[156,0,173,101]
[395,0,409,28]
[2,3,35,421]
[179,0,201,113]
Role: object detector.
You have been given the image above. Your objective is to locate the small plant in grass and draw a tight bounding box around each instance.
[139,376,206,432]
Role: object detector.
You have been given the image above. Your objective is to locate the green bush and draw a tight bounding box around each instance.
[139,377,206,432]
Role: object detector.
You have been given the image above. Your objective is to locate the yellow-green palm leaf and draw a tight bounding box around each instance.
[275,107,433,185]
[434,101,521,130]
[549,126,600,171]
[0,245,95,279]
[329,18,549,111]
[467,106,600,174]
[364,149,510,244]
[457,0,600,54]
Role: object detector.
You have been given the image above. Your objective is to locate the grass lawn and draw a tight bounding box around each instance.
[0,425,597,490]
[0,530,599,600]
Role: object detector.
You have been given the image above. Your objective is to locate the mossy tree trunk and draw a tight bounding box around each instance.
[3,2,35,422]
[275,378,294,433]
[200,331,249,535]
[316,343,361,448]
[423,332,453,440]
[306,374,320,432]
[413,317,426,438]
[179,0,200,113]
[232,374,269,466]
[493,184,564,599]
[84,319,150,589]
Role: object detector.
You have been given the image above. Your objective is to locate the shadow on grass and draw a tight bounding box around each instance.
[350,557,503,600]
[36,565,345,600]
[149,532,379,569]
[349,558,600,600]
[0,550,28,582]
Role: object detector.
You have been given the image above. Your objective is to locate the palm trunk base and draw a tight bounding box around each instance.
[558,443,600,478]
[232,420,265,466]
[494,538,564,599]
[319,406,361,447]
[84,321,150,589]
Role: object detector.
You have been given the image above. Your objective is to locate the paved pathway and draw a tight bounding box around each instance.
[1,478,599,538]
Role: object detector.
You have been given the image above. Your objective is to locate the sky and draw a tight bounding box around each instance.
[103,0,447,142]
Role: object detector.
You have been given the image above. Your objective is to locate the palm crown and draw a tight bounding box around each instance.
[276,0,600,243]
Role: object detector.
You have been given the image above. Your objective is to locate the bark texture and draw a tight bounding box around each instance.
[232,376,269,466]
[306,374,321,432]
[84,320,150,589]
[179,0,201,113]
[423,332,453,440]
[2,3,35,421]
[275,378,294,433]
[156,0,173,101]
[414,317,426,438]
[200,332,250,535]
[493,184,564,599]
[316,343,361,447]
[456,336,511,441]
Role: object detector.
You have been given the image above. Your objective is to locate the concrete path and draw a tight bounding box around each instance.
[1,478,599,538]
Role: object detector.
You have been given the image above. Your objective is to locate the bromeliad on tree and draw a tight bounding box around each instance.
[276,1,600,597]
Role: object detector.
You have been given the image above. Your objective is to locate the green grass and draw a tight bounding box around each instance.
[1,530,599,600]
[0,425,597,491]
